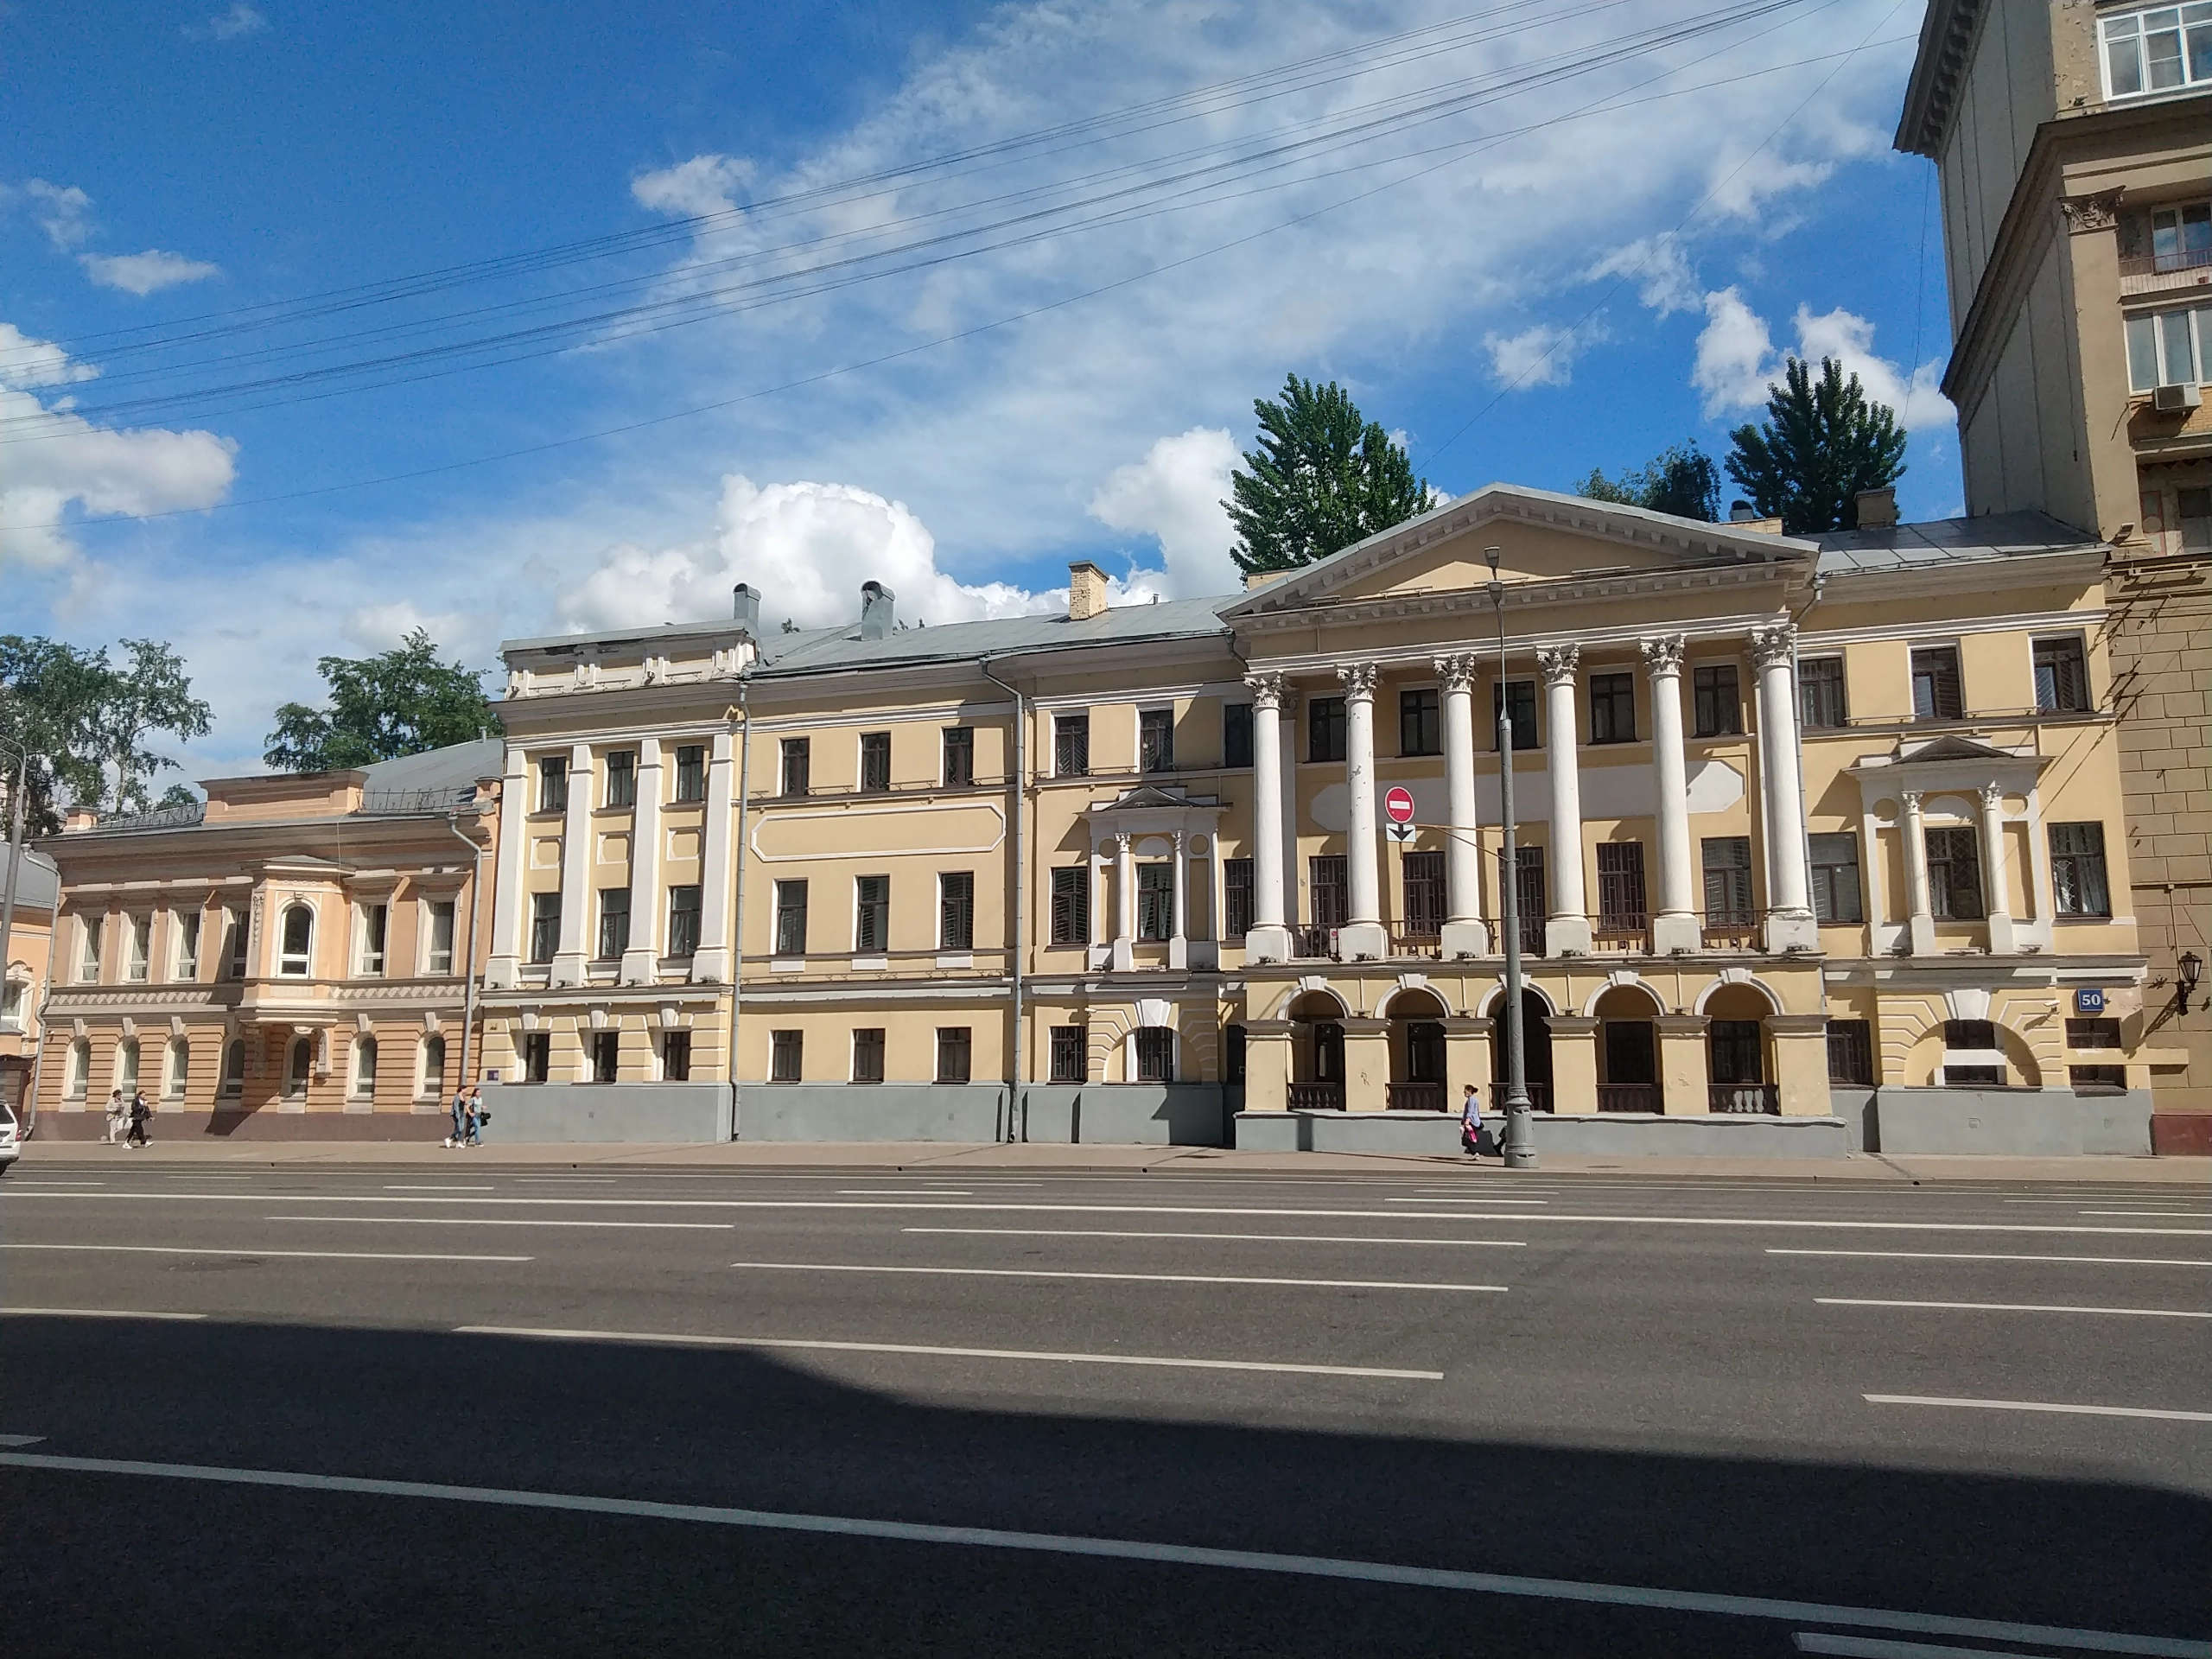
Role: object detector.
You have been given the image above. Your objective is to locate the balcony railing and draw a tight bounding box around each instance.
[2120,245,2212,296]
[1597,1083,1656,1113]
[1490,1082,1552,1113]
[1389,929,1442,960]
[1709,1082,1779,1115]
[1701,910,1762,950]
[1592,925,1649,954]
[1287,1082,1344,1111]
[1294,926,1335,959]
[1385,1082,1444,1112]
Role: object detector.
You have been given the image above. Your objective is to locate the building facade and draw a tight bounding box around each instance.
[1897,0,2211,1138]
[2,845,60,1118]
[481,486,2156,1155]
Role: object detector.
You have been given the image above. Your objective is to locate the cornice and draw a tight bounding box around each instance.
[1895,0,1985,161]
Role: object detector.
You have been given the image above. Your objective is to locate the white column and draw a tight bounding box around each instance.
[550,742,594,988]
[1433,653,1490,959]
[1112,832,1136,972]
[1539,645,1591,955]
[1337,663,1388,959]
[1751,624,1817,950]
[1168,829,1189,969]
[1642,635,1700,953]
[485,745,529,988]
[1978,782,2017,955]
[1902,789,1935,956]
[621,737,662,984]
[1244,674,1289,962]
[691,728,735,983]
[1279,689,1302,933]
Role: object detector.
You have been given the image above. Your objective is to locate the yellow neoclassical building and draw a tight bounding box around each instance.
[476,484,2160,1155]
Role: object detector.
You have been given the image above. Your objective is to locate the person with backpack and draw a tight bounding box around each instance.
[1460,1082,1484,1160]
[125,1088,152,1148]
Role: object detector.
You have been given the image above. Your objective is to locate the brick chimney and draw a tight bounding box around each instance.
[63,807,100,833]
[1067,561,1109,621]
[1854,486,1899,529]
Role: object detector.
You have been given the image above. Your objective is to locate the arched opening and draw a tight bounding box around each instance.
[66,1038,90,1098]
[165,1038,189,1099]
[420,1033,447,1101]
[1593,984,1663,1112]
[1384,988,1449,1111]
[1489,989,1554,1112]
[352,1036,378,1100]
[278,904,314,976]
[1704,984,1777,1113]
[1286,988,1346,1110]
[220,1039,245,1099]
[285,1036,313,1099]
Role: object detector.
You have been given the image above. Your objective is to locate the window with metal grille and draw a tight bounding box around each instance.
[2067,1017,2122,1050]
[521,1032,550,1083]
[1700,836,1754,926]
[1050,867,1090,946]
[1926,827,1985,919]
[1054,713,1090,777]
[941,726,973,785]
[2033,637,2089,714]
[1910,646,1963,721]
[1943,1020,1997,1050]
[1693,664,1742,736]
[770,1029,803,1083]
[1224,858,1252,938]
[939,871,974,950]
[1049,1025,1085,1084]
[773,880,808,956]
[855,875,890,952]
[1515,846,1546,956]
[1139,709,1174,773]
[665,886,702,957]
[1136,863,1174,940]
[1800,658,1847,728]
[936,1027,972,1083]
[779,737,810,798]
[2069,1064,2127,1091]
[1309,855,1348,929]
[528,893,560,963]
[672,745,706,802]
[596,888,631,959]
[2050,823,2111,916]
[851,1028,885,1084]
[662,1030,691,1082]
[537,755,568,813]
[1223,703,1253,768]
[1399,689,1440,756]
[1407,1021,1446,1083]
[1709,1020,1764,1084]
[1595,842,1647,931]
[589,1030,620,1084]
[604,750,637,808]
[1603,1020,1656,1084]
[1809,833,1863,923]
[1307,696,1345,762]
[1401,850,1444,936]
[1946,1064,2005,1086]
[1826,1020,1873,1084]
[1134,1027,1174,1083]
[1493,680,1537,750]
[1588,674,1635,744]
[859,732,891,792]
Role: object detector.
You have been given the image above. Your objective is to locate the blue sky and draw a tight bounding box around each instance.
[3,0,1951,780]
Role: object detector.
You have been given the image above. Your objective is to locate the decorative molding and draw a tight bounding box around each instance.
[1749,622,1797,671]
[1336,662,1380,701]
[1431,653,1478,692]
[1639,633,1687,677]
[2056,188,2123,236]
[1536,644,1580,686]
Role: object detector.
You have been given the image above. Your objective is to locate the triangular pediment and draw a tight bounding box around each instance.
[1892,734,2026,765]
[1091,784,1211,813]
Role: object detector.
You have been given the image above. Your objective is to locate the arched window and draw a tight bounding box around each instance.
[67,1038,90,1098]
[285,1037,313,1098]
[220,1039,245,1098]
[278,904,314,976]
[116,1037,141,1094]
[420,1033,447,1100]
[165,1038,190,1099]
[352,1036,378,1099]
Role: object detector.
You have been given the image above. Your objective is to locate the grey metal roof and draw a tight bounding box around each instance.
[355,737,505,795]
[747,594,1239,678]
[1814,512,2104,577]
[1,848,60,913]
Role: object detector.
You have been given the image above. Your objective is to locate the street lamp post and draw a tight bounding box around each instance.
[1485,550,1538,1170]
[0,739,29,1046]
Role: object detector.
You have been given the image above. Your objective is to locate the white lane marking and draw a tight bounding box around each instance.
[1793,1633,2044,1657]
[1771,1248,2212,1268]
[1865,1395,2212,1425]
[836,1189,974,1197]
[516,1178,617,1184]
[0,1307,206,1320]
[1388,1197,1549,1206]
[0,1243,532,1263]
[0,1452,2201,1656]
[270,1215,734,1230]
[904,1227,1527,1249]
[454,1325,1443,1380]
[1817,1298,2212,1320]
[726,1261,1507,1293]
[2079,1211,2210,1218]
[13,1192,2209,1236]
[4,1180,106,1187]
[0,1434,43,1447]
[382,1185,494,1192]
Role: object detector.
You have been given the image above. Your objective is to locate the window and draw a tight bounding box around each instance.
[2068,1017,2123,1051]
[2129,304,2212,393]
[662,1030,692,1082]
[1401,850,1444,937]
[771,1029,804,1082]
[855,874,890,952]
[1709,1020,1764,1085]
[1603,1020,1655,1086]
[0,982,20,1033]
[1596,842,1648,931]
[2033,637,2090,715]
[1054,713,1090,777]
[1493,680,1537,750]
[1223,703,1254,768]
[666,886,702,957]
[1947,1064,2005,1086]
[1050,1025,1086,1083]
[1309,855,1348,929]
[77,913,101,982]
[672,744,706,803]
[2099,5,2212,100]
[1139,708,1174,773]
[1800,658,1847,728]
[220,1038,245,1097]
[2146,200,2212,272]
[359,902,387,976]
[936,1027,972,1084]
[2050,823,2112,916]
[2182,485,2212,551]
[1826,1020,1874,1085]
[1514,846,1546,957]
[1809,833,1864,924]
[859,731,891,792]
[1692,664,1741,737]
[521,1032,550,1083]
[773,880,809,956]
[2070,1064,2128,1091]
[1307,696,1345,762]
[174,911,200,980]
[528,893,561,963]
[283,1037,308,1097]
[279,904,315,976]
[779,737,810,798]
[1701,836,1754,926]
[604,750,636,808]
[1910,646,1963,721]
[426,899,456,975]
[166,1038,190,1099]
[1135,1027,1174,1083]
[1945,1019,1998,1052]
[353,1037,378,1099]
[851,1027,886,1084]
[67,1038,89,1097]
[1050,867,1090,947]
[1136,863,1174,941]
[1588,674,1635,744]
[420,1033,446,1099]
[589,1030,620,1084]
[939,871,975,950]
[537,754,569,813]
[1925,827,1985,920]
[942,726,974,786]
[1399,689,1440,756]
[596,888,631,959]
[126,913,149,982]
[116,1040,144,1103]
[1224,858,1253,938]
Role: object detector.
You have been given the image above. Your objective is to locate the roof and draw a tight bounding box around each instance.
[1,848,60,914]
[1814,512,2105,577]
[354,737,505,796]
[1894,0,1983,159]
[747,595,1237,679]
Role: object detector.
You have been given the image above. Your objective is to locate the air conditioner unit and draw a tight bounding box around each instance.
[2153,382,2203,412]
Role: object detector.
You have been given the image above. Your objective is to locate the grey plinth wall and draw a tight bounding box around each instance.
[1016,1085,1229,1147]
[1235,1110,1851,1158]
[737,1083,1011,1142]
[478,1081,724,1142]
[1866,1088,2154,1155]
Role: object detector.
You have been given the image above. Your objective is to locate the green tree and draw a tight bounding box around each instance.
[86,639,215,816]
[1225,374,1433,575]
[1725,356,1908,534]
[263,629,501,772]
[0,636,109,835]
[1576,443,1722,522]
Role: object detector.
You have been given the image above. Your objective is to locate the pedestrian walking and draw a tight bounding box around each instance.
[444,1085,468,1148]
[104,1090,127,1145]
[463,1086,486,1148]
[125,1089,152,1148]
[1460,1082,1484,1159]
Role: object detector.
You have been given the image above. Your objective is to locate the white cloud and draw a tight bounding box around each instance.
[190,3,268,39]
[0,321,99,391]
[79,250,222,296]
[9,178,94,251]
[632,155,755,219]
[1484,323,1588,389]
[1088,427,1238,598]
[1588,233,1700,317]
[1690,287,1777,416]
[343,601,472,652]
[1691,286,1949,429]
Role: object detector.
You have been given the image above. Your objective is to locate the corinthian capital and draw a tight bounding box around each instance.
[1749,623,1797,671]
[2057,189,2123,235]
[1337,662,1380,702]
[1243,671,1286,711]
[1638,633,1687,677]
[1431,653,1478,692]
[1536,644,1580,686]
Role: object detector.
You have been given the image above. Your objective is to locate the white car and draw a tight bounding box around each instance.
[0,1103,18,1173]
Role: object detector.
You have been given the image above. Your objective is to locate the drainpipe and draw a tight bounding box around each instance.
[442,807,487,1089]
[980,658,1026,1141]
[0,745,29,1132]
[725,671,753,1140]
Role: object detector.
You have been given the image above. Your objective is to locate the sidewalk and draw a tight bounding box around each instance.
[14,1138,2209,1182]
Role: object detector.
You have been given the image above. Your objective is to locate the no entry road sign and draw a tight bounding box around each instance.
[1383,785,1416,825]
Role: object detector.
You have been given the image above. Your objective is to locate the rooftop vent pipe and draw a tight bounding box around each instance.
[859,582,896,640]
[732,583,760,629]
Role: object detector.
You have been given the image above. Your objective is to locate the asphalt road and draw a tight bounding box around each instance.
[3,1159,2208,1656]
